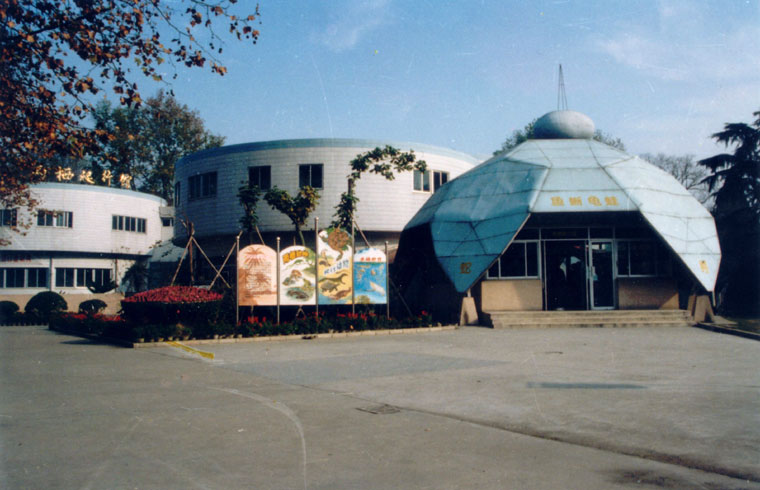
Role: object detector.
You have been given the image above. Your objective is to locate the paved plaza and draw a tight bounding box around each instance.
[1,325,759,489]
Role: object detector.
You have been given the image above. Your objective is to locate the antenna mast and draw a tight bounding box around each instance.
[557,64,568,110]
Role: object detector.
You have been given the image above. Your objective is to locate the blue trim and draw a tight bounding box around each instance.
[177,138,480,166]
[32,183,167,205]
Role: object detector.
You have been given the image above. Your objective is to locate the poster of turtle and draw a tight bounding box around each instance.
[353,248,387,304]
[279,245,316,305]
[237,244,277,306]
[317,227,353,304]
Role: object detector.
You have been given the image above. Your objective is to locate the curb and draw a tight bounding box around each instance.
[694,323,760,341]
[131,325,458,348]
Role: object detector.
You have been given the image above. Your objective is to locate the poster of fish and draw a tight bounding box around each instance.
[353,248,387,304]
[317,227,353,304]
[279,245,316,305]
[237,244,277,306]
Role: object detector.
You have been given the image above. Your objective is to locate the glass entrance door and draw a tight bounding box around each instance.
[589,241,614,309]
[543,240,587,310]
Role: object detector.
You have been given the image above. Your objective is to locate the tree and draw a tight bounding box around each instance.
[640,153,711,205]
[494,119,626,155]
[238,183,262,244]
[263,186,321,246]
[332,146,427,230]
[1,1,259,212]
[92,91,225,201]
[698,109,760,315]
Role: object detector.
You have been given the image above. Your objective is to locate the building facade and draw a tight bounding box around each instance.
[395,111,721,323]
[0,183,171,312]
[173,138,479,258]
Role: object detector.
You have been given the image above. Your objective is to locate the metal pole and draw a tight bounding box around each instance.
[235,234,240,327]
[351,219,355,315]
[385,241,390,319]
[276,236,281,325]
[314,217,319,317]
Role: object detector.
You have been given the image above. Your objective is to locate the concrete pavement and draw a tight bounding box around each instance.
[1,325,758,489]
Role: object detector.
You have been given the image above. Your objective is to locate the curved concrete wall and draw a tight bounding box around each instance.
[2,183,167,255]
[175,139,479,239]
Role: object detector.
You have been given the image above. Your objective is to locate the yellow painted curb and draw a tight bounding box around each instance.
[166,341,215,360]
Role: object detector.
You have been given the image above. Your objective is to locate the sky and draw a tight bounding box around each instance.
[151,0,759,161]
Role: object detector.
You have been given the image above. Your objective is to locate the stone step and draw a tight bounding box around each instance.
[490,321,692,329]
[483,309,694,328]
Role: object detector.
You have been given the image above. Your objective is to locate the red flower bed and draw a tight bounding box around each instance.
[123,286,222,304]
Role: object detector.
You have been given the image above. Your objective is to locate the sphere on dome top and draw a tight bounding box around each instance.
[533,110,595,139]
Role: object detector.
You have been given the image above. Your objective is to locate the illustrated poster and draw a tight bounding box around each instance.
[237,244,277,306]
[353,248,387,304]
[317,228,353,304]
[279,245,316,305]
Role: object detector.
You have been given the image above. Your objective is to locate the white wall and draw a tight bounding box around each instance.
[1,183,167,255]
[175,139,479,238]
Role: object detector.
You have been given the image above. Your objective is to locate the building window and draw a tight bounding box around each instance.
[487,241,540,279]
[1,209,17,227]
[616,240,670,277]
[414,169,430,192]
[189,172,217,200]
[433,171,449,192]
[112,215,146,233]
[249,166,272,190]
[37,210,73,228]
[1,268,26,288]
[299,164,323,189]
[76,268,112,288]
[55,268,75,288]
[27,268,49,288]
[161,217,174,227]
[174,182,181,207]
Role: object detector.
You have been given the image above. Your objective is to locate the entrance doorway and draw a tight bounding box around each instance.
[589,241,614,309]
[543,241,587,310]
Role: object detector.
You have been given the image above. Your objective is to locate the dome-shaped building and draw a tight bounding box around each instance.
[395,111,721,324]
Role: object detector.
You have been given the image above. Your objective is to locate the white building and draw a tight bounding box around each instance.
[0,183,171,312]
[174,138,479,255]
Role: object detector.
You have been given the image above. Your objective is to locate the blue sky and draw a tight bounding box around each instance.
[158,0,759,160]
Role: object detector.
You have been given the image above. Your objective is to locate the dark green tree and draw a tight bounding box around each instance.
[92,91,225,201]
[698,110,760,315]
[494,119,626,155]
[238,183,262,244]
[264,186,321,246]
[332,146,427,230]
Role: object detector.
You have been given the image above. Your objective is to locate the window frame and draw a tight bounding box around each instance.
[1,209,17,227]
[248,166,272,190]
[615,239,671,278]
[298,163,323,189]
[188,172,218,200]
[55,267,75,288]
[486,240,540,279]
[112,215,146,233]
[433,171,449,192]
[37,210,73,228]
[413,169,431,192]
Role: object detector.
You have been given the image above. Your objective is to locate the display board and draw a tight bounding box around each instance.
[237,244,277,306]
[279,245,316,305]
[353,247,387,304]
[317,228,353,305]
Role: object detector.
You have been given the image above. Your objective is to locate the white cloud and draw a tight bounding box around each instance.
[314,0,391,52]
[595,2,760,83]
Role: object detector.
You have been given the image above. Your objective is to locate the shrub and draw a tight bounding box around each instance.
[0,301,20,324]
[25,291,67,324]
[79,299,108,315]
[121,286,223,326]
